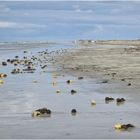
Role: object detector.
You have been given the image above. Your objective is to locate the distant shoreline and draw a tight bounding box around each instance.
[1,39,140,46]
[75,39,140,46]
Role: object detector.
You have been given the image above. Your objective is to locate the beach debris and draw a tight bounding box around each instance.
[71,89,77,95]
[2,61,7,66]
[114,123,135,130]
[56,90,60,94]
[0,73,7,78]
[91,100,96,106]
[116,98,125,105]
[78,77,84,80]
[128,83,131,86]
[32,108,51,117]
[66,80,73,84]
[0,79,4,85]
[105,97,114,103]
[71,109,77,115]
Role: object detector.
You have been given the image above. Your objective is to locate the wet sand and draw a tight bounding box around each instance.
[54,41,140,95]
[0,41,140,138]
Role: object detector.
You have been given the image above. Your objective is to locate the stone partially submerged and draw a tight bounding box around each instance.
[32,108,51,117]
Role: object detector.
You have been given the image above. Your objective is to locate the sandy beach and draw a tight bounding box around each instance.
[0,40,140,138]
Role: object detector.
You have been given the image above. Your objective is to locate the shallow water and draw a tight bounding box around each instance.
[0,43,140,138]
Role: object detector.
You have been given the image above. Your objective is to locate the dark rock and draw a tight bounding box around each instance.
[66,80,71,84]
[36,108,51,115]
[121,124,135,130]
[7,59,11,62]
[2,62,7,66]
[102,79,108,83]
[15,56,19,58]
[121,78,125,81]
[116,98,125,103]
[105,97,114,101]
[78,77,84,80]
[71,109,77,115]
[71,90,77,94]
[128,83,131,86]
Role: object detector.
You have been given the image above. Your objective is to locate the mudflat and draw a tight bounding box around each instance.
[54,40,140,95]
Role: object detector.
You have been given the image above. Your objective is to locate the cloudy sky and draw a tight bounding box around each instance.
[0,1,140,41]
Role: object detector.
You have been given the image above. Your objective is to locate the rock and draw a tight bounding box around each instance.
[71,90,77,94]
[116,98,125,103]
[0,73,7,78]
[105,97,114,103]
[91,100,96,106]
[116,98,125,105]
[78,77,84,80]
[15,56,19,58]
[66,80,73,84]
[71,109,77,115]
[7,59,11,62]
[128,83,131,86]
[23,51,27,53]
[2,62,7,66]
[102,79,108,83]
[121,78,125,81]
[32,108,51,117]
[114,123,135,130]
[56,90,60,93]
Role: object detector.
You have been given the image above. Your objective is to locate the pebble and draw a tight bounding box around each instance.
[56,90,60,93]
[91,100,96,106]
[66,80,73,84]
[71,90,77,94]
[2,62,7,66]
[78,77,84,80]
[71,109,77,115]
[32,108,51,117]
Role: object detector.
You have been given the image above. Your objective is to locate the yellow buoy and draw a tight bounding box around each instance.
[0,79,4,85]
[91,100,96,106]
[32,111,41,117]
[114,124,122,129]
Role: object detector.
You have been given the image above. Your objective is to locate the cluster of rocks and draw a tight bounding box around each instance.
[32,108,77,117]
[105,97,125,105]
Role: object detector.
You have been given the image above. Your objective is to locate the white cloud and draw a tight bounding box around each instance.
[0,21,46,29]
[0,21,16,28]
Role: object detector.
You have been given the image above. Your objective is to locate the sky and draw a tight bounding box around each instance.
[0,1,140,41]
